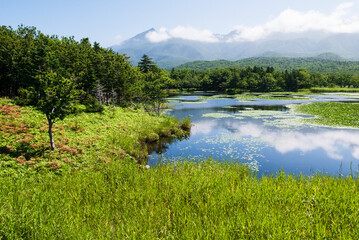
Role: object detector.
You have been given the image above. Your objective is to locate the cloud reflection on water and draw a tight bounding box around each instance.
[238,123,359,161]
[191,119,359,161]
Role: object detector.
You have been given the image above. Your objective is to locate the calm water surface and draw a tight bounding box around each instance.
[149,93,359,176]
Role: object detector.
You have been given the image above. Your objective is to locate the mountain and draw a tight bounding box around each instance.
[111,29,359,68]
[112,29,222,67]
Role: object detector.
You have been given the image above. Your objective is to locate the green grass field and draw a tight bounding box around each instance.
[2,98,359,238]
[1,161,359,239]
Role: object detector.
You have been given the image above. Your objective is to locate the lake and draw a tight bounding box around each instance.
[149,93,359,176]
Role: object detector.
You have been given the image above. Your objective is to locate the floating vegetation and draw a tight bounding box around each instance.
[223,106,237,109]
[203,107,313,128]
[180,100,207,104]
[235,93,312,101]
[263,117,308,128]
[234,116,244,120]
[335,93,359,98]
[294,102,359,128]
[198,93,313,102]
[191,132,267,171]
[310,87,359,93]
[234,110,285,119]
[234,94,257,101]
[228,106,314,128]
[199,95,233,100]
[166,97,185,101]
[202,113,234,118]
[252,95,311,100]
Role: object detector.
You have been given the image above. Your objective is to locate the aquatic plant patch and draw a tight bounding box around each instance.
[199,95,234,100]
[311,87,359,93]
[200,93,312,101]
[202,107,313,128]
[202,113,234,118]
[235,93,312,101]
[180,100,207,104]
[293,102,359,128]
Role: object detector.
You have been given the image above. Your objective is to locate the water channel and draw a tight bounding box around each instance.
[149,93,359,176]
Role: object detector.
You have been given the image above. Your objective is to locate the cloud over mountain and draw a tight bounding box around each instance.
[146,26,219,43]
[146,2,359,43]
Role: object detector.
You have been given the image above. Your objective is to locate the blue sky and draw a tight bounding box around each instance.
[1,0,359,46]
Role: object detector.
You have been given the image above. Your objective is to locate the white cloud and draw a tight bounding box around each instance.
[169,26,218,42]
[114,35,123,40]
[146,2,359,43]
[146,27,170,42]
[146,25,219,43]
[229,1,359,42]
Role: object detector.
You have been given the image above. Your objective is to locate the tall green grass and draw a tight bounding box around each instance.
[0,160,358,239]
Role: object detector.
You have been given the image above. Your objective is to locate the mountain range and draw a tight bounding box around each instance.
[111,28,359,68]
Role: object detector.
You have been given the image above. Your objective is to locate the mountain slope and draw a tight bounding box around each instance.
[112,29,359,68]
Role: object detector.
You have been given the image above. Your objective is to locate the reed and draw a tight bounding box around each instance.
[0,160,358,239]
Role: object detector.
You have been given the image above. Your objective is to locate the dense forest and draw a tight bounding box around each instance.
[175,55,359,75]
[169,67,359,92]
[0,25,170,111]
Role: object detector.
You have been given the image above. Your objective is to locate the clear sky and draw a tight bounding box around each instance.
[1,0,359,46]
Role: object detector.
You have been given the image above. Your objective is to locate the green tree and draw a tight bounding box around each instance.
[138,54,155,73]
[295,69,312,89]
[258,73,276,92]
[20,71,81,150]
[138,63,172,115]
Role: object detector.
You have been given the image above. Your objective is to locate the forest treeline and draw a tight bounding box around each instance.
[0,25,170,112]
[2,25,359,105]
[175,55,359,75]
[169,66,359,92]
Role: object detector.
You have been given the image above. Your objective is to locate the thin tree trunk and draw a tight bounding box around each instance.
[46,115,55,150]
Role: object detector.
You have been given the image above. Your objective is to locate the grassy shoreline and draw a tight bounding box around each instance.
[0,99,190,172]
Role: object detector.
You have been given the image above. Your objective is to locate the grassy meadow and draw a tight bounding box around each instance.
[0,99,190,173]
[1,97,359,238]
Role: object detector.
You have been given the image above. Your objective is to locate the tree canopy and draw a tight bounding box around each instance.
[169,67,359,92]
[0,25,171,149]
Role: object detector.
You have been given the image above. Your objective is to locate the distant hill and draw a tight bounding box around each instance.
[175,55,359,74]
[315,52,346,61]
[112,29,359,68]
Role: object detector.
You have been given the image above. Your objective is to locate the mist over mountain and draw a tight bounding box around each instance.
[112,28,359,68]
